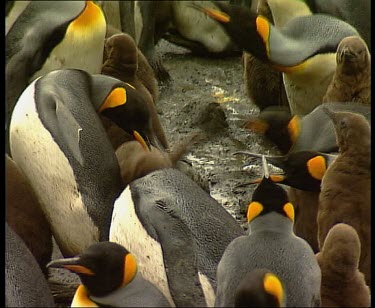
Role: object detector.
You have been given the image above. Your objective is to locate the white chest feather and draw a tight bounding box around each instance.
[30,11,106,81]
[284,53,337,115]
[9,80,99,257]
[110,186,175,307]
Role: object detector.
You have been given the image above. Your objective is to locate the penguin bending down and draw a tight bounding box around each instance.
[318,108,371,286]
[316,223,371,307]
[6,1,107,132]
[215,156,321,307]
[9,69,162,257]
[235,268,286,307]
[47,242,171,307]
[110,168,245,307]
[6,154,53,278]
[6,223,55,307]
[243,102,371,154]
[234,150,337,192]
[196,1,360,115]
[322,36,371,105]
[102,32,168,149]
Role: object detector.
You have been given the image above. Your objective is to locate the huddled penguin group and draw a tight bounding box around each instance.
[6,0,371,307]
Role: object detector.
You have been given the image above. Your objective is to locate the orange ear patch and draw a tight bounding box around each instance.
[263,273,284,307]
[123,253,137,286]
[99,87,127,112]
[247,201,264,222]
[256,16,270,57]
[283,202,295,222]
[243,119,269,134]
[287,115,300,144]
[307,155,326,180]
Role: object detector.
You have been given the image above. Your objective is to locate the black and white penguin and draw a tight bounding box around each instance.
[243,102,371,154]
[6,1,107,131]
[215,156,321,307]
[196,1,360,115]
[6,223,55,307]
[9,68,161,257]
[47,241,171,307]
[110,167,245,307]
[235,150,337,191]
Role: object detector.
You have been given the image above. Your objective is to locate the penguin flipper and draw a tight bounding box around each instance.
[55,98,84,166]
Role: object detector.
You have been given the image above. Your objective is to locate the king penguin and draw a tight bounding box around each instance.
[318,107,371,286]
[6,223,55,307]
[215,156,321,307]
[235,268,286,307]
[47,241,171,307]
[6,1,107,138]
[9,68,161,257]
[195,1,360,115]
[244,102,371,154]
[316,223,371,307]
[235,150,337,192]
[110,167,245,307]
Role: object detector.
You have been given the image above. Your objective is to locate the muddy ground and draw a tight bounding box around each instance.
[50,38,282,305]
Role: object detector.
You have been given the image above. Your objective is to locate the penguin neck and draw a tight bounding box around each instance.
[249,212,293,234]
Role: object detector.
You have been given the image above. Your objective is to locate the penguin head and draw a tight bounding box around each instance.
[323,107,371,153]
[192,2,269,62]
[336,36,370,75]
[98,83,155,150]
[235,268,285,307]
[103,33,138,79]
[318,223,361,277]
[243,106,297,155]
[247,156,294,223]
[47,242,138,297]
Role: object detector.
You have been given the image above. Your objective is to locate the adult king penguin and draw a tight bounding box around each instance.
[110,167,245,307]
[215,156,321,307]
[6,1,107,149]
[9,68,159,257]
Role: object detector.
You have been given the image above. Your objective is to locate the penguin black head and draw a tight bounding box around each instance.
[191,2,269,62]
[243,106,298,155]
[235,268,285,307]
[247,156,294,223]
[323,107,371,153]
[235,150,336,191]
[336,36,370,75]
[47,242,137,297]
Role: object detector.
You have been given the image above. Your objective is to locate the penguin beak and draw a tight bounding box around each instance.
[133,130,151,151]
[47,257,95,275]
[189,4,231,23]
[322,107,338,124]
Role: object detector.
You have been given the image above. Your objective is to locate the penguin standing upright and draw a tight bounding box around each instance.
[215,156,321,307]
[110,167,245,307]
[196,1,360,115]
[6,223,55,307]
[318,108,371,286]
[9,68,160,257]
[316,223,370,307]
[6,1,107,134]
[47,241,171,307]
[322,36,371,104]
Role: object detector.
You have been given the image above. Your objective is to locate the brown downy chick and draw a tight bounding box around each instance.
[316,223,370,307]
[102,33,168,149]
[116,131,203,187]
[318,108,371,286]
[323,36,371,104]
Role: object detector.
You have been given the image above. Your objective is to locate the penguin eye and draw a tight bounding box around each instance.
[340,119,347,129]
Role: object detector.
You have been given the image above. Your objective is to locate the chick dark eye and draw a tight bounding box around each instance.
[340,120,347,129]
